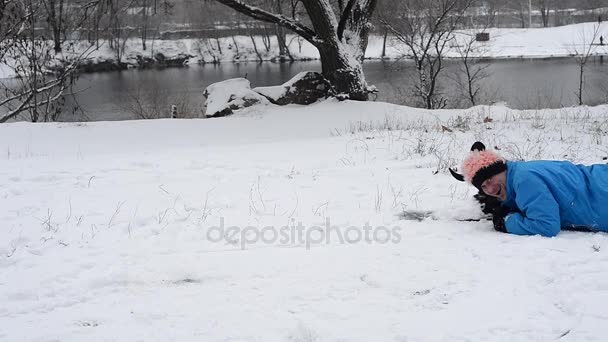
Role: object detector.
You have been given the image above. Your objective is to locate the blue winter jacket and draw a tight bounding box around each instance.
[502,160,608,237]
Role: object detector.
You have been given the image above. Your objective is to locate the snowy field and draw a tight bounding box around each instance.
[2,22,608,79]
[2,100,608,341]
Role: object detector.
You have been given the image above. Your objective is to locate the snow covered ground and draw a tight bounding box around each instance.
[2,22,608,79]
[2,100,608,341]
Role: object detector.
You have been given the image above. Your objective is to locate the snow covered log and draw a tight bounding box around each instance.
[254,72,331,106]
[203,78,270,117]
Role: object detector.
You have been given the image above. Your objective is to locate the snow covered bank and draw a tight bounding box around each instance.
[2,100,608,341]
[81,21,608,63]
[2,22,608,79]
[372,21,608,60]
[447,21,608,59]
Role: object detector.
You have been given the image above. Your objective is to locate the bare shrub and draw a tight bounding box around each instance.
[123,85,196,119]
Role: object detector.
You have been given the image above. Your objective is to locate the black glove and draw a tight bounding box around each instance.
[492,206,510,233]
[474,191,503,215]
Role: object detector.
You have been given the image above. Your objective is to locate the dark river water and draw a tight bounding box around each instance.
[59,57,608,121]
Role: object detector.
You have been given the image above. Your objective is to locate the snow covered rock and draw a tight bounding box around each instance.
[203,78,270,117]
[79,58,128,72]
[254,71,331,105]
[136,53,193,69]
[155,53,193,67]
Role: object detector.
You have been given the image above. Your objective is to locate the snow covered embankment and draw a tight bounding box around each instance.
[1,101,608,341]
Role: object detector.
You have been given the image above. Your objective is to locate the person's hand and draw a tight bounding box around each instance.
[492,206,510,233]
[474,191,502,215]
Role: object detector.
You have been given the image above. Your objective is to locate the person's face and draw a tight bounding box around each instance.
[481,171,507,201]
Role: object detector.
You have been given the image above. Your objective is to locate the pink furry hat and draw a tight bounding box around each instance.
[463,150,505,183]
[449,142,507,190]
[458,142,507,190]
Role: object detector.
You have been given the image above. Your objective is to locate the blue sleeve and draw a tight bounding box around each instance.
[504,175,561,237]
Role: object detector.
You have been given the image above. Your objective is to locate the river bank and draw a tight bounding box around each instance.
[1,22,607,78]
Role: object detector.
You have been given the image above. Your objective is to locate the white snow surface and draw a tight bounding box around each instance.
[253,84,288,101]
[2,100,608,341]
[204,78,270,116]
[2,22,608,79]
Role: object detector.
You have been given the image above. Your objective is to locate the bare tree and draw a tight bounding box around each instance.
[535,0,552,27]
[106,0,137,62]
[80,0,107,48]
[374,0,398,58]
[451,3,499,106]
[140,0,151,50]
[0,0,96,123]
[382,0,474,109]
[572,24,602,105]
[0,0,27,61]
[502,0,529,28]
[244,18,264,62]
[123,81,196,119]
[138,0,174,51]
[452,34,492,106]
[185,0,230,63]
[213,0,378,101]
[41,0,65,52]
[479,0,503,27]
[272,0,301,61]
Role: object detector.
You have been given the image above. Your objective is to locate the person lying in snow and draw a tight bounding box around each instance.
[450,142,608,237]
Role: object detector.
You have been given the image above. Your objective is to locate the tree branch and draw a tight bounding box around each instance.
[0,62,78,123]
[300,0,339,44]
[352,0,377,53]
[213,0,316,44]
[337,0,356,41]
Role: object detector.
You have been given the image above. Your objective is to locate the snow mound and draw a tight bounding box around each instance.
[203,78,270,117]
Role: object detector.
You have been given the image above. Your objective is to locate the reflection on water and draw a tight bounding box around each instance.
[54,57,608,121]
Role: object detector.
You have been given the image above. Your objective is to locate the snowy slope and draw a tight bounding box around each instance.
[2,100,608,341]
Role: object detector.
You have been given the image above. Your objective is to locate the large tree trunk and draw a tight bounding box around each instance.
[214,0,376,101]
[317,44,368,100]
[540,7,549,27]
[275,24,287,56]
[44,0,64,52]
[141,0,148,51]
[301,0,375,100]
[381,28,388,58]
[273,0,287,57]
